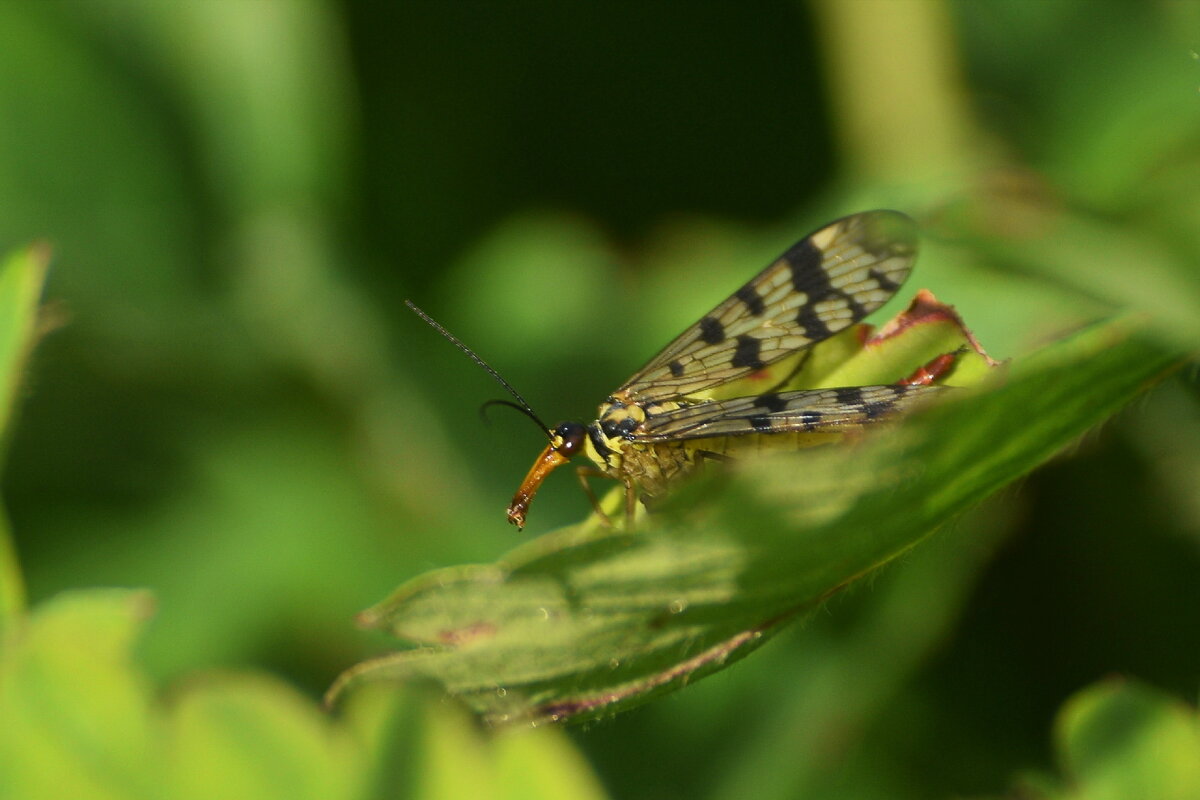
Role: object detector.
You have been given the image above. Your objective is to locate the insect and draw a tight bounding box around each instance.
[409,210,950,530]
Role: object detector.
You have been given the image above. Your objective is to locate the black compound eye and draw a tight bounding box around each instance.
[554,421,586,458]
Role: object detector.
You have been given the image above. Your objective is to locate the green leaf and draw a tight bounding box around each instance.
[0,243,48,640]
[336,680,609,800]
[0,589,610,800]
[168,675,356,800]
[0,243,48,445]
[0,590,161,800]
[329,318,1180,726]
[941,198,1200,350]
[1023,680,1200,800]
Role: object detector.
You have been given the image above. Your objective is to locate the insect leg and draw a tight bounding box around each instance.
[575,465,618,527]
[624,481,638,529]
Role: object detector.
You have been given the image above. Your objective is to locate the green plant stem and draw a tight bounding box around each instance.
[811,0,981,183]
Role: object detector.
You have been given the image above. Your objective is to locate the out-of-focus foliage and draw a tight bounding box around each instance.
[0,244,48,636]
[1028,680,1200,800]
[0,590,609,800]
[0,0,1198,798]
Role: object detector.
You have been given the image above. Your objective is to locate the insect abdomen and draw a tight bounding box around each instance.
[623,430,844,502]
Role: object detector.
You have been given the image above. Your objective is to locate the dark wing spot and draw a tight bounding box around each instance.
[668,360,684,377]
[795,303,833,341]
[735,284,766,316]
[753,392,787,412]
[834,387,864,406]
[841,290,867,319]
[786,239,826,295]
[868,267,900,292]
[748,414,773,433]
[730,335,765,369]
[797,411,823,430]
[863,402,890,420]
[699,316,725,345]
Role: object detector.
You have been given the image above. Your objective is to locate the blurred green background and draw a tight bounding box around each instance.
[2,1,1199,797]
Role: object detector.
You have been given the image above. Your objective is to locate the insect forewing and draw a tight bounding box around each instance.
[618,211,918,403]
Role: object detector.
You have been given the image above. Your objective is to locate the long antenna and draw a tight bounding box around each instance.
[405,300,553,437]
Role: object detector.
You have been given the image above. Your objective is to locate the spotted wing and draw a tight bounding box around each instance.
[618,211,918,403]
[634,384,943,442]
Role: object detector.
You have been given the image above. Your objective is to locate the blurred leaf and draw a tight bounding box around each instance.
[493,726,610,800]
[708,494,1018,800]
[1125,381,1200,544]
[442,213,617,357]
[0,588,609,800]
[0,589,161,800]
[0,243,48,448]
[341,682,610,800]
[0,243,48,635]
[1040,35,1200,211]
[169,674,355,800]
[328,318,1179,726]
[944,196,1200,349]
[1021,679,1200,800]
